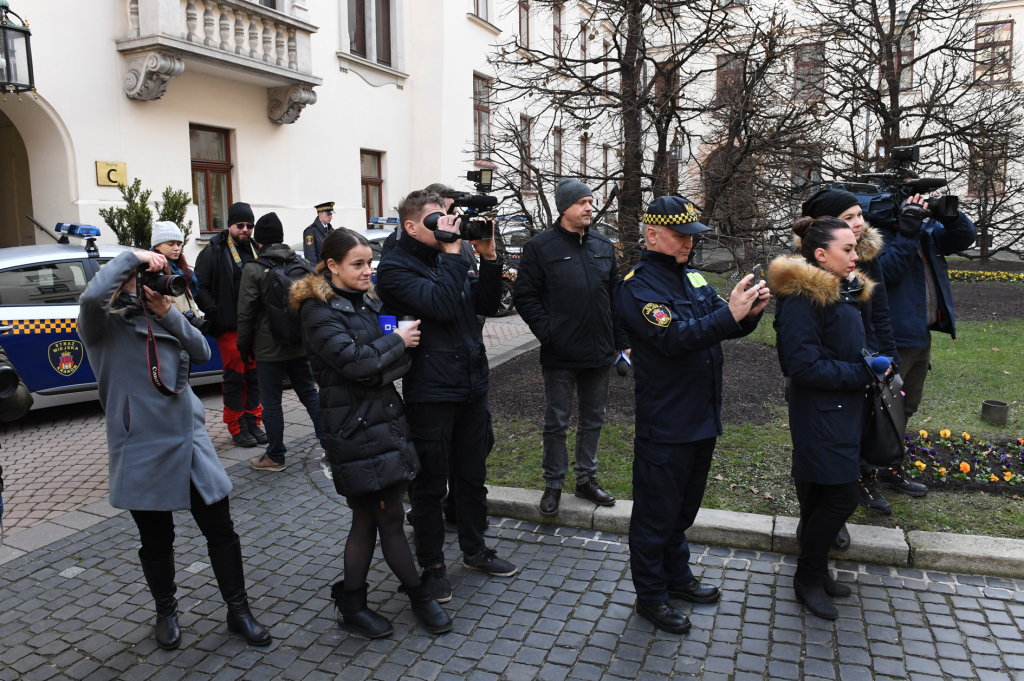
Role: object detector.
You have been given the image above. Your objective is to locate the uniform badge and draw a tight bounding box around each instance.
[305,235,314,245]
[49,340,84,376]
[642,303,672,327]
[686,271,708,288]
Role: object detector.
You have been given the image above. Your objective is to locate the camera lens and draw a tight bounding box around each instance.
[149,274,187,297]
[0,365,20,400]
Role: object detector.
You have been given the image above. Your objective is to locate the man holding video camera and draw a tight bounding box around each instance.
[875,193,975,498]
[376,189,516,603]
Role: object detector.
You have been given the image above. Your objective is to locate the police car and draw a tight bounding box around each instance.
[0,224,223,409]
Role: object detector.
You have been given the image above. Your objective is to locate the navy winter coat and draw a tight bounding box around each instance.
[513,220,629,369]
[768,257,876,485]
[876,213,976,348]
[292,273,419,498]
[375,233,503,403]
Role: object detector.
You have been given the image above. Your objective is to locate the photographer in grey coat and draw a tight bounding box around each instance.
[77,250,271,652]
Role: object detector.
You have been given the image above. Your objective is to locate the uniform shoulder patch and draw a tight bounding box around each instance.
[305,235,314,245]
[686,271,708,288]
[624,269,635,281]
[642,302,672,327]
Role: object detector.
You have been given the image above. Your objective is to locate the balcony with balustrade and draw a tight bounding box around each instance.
[115,0,322,123]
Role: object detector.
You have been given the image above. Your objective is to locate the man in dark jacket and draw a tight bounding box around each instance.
[514,178,628,515]
[376,189,517,602]
[194,202,264,448]
[303,201,334,264]
[876,195,976,494]
[615,196,770,634]
[236,212,326,472]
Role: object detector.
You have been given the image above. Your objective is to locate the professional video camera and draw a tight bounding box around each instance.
[424,169,499,243]
[831,145,959,229]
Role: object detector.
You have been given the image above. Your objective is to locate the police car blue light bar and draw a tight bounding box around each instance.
[55,223,102,237]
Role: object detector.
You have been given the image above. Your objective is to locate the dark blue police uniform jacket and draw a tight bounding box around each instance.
[615,250,761,443]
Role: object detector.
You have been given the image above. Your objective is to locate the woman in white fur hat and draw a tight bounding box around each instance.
[151,221,203,319]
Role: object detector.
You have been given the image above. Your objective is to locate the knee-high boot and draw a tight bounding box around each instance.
[207,537,272,646]
[138,550,182,650]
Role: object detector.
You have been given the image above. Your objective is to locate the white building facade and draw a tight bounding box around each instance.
[0,0,509,261]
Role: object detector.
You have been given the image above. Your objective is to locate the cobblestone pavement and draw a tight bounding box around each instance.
[2,437,1024,681]
[0,313,534,538]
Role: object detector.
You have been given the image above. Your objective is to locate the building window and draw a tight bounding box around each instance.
[257,0,276,8]
[473,0,488,22]
[882,33,914,90]
[190,125,233,234]
[520,115,533,188]
[580,136,588,177]
[656,1,678,20]
[553,128,563,177]
[716,55,742,103]
[361,151,383,226]
[656,61,680,108]
[794,43,824,100]
[349,0,366,57]
[969,135,1008,194]
[473,75,491,160]
[553,4,563,56]
[519,1,530,48]
[976,22,1013,84]
[375,0,392,66]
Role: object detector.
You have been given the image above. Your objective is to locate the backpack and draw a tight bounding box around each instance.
[255,255,316,346]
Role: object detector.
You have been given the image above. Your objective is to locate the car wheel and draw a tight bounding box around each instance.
[493,280,515,318]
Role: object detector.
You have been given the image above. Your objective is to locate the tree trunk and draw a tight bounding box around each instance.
[617,0,645,272]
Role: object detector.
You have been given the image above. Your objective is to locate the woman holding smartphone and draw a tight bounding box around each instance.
[768,216,877,619]
[292,228,452,637]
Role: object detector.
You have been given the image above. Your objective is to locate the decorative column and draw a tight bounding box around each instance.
[262,23,273,62]
[185,1,199,42]
[275,24,286,67]
[218,5,231,51]
[248,14,259,58]
[287,28,297,70]
[128,0,140,39]
[203,2,216,46]
[234,11,245,54]
[123,51,185,100]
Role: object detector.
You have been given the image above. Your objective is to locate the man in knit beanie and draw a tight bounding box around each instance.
[513,178,628,515]
[235,212,325,472]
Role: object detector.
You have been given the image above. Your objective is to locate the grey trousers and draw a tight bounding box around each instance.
[541,364,611,489]
[897,332,932,420]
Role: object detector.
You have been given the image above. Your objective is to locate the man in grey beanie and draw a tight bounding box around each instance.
[513,178,629,515]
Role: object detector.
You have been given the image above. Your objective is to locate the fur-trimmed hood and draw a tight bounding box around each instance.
[767,256,876,307]
[289,272,334,310]
[794,223,884,263]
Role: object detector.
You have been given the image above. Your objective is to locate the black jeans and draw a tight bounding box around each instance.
[629,437,716,605]
[406,396,494,568]
[541,365,611,489]
[130,482,237,561]
[257,357,326,464]
[794,480,860,586]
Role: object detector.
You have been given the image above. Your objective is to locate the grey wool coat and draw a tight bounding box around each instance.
[77,251,232,511]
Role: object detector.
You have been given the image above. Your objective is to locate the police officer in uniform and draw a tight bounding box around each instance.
[304,202,335,264]
[615,196,771,634]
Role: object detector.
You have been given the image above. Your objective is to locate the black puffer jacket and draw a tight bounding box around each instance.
[291,273,420,498]
[513,220,629,369]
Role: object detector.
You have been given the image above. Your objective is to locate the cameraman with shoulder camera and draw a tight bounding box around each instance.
[380,184,479,274]
[376,189,516,603]
[77,249,271,652]
[875,191,976,493]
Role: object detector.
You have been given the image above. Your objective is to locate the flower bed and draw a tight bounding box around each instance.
[906,430,1024,493]
[948,270,1024,284]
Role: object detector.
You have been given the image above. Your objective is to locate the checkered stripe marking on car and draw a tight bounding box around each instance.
[1,319,78,334]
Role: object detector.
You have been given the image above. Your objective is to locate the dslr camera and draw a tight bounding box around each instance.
[424,170,499,243]
[136,265,211,334]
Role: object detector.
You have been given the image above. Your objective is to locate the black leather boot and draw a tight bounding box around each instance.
[400,576,454,634]
[823,571,852,598]
[794,578,838,619]
[245,414,268,445]
[331,580,393,638]
[138,550,182,650]
[574,478,615,506]
[540,487,561,516]
[208,538,272,646]
[636,601,691,634]
[878,467,928,497]
[667,579,721,604]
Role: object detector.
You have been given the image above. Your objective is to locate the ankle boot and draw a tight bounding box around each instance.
[794,578,839,619]
[208,538,272,646]
[823,571,852,598]
[331,580,393,638]
[138,550,182,650]
[399,577,453,634]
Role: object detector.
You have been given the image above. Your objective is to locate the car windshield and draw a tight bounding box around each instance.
[0,261,89,305]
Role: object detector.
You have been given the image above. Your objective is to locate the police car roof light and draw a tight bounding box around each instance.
[55,223,102,238]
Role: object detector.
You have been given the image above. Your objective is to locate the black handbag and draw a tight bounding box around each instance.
[861,376,907,468]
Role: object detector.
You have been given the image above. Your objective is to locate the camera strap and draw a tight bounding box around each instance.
[140,281,186,396]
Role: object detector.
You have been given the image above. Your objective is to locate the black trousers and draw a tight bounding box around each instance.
[629,437,716,605]
[406,396,494,568]
[794,480,860,586]
[130,482,238,561]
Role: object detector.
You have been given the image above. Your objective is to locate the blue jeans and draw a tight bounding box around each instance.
[541,365,611,489]
[257,358,325,464]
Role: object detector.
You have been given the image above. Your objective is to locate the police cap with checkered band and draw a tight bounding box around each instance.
[642,196,711,235]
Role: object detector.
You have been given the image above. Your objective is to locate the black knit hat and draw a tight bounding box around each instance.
[801,189,860,220]
[254,212,284,246]
[227,202,255,227]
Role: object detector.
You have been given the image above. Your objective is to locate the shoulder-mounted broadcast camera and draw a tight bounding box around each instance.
[424,170,499,243]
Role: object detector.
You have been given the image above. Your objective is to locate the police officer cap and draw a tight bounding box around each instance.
[315,201,334,214]
[642,196,711,235]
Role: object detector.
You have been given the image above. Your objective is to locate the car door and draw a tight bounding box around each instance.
[0,258,95,394]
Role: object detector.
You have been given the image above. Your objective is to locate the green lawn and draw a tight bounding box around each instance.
[486,317,1024,538]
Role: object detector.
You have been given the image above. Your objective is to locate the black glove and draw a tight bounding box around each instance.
[237,344,255,365]
[937,210,961,228]
[898,203,926,238]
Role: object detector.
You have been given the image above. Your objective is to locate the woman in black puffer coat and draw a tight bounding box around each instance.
[291,228,452,638]
[769,216,877,621]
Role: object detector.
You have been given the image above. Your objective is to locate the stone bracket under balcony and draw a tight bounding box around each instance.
[116,0,322,124]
